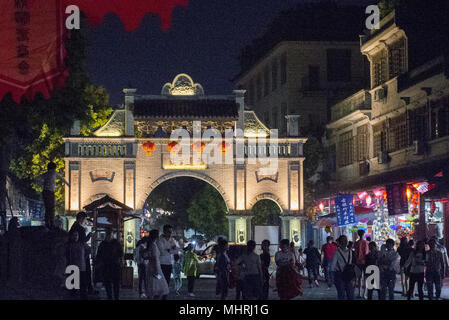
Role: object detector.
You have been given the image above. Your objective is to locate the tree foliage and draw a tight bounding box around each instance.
[251,199,281,226]
[5,21,112,213]
[378,0,399,18]
[187,184,228,239]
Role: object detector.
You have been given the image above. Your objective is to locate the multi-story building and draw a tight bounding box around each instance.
[235,41,369,136]
[318,4,449,247]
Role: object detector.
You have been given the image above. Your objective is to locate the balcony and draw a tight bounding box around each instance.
[331,89,371,122]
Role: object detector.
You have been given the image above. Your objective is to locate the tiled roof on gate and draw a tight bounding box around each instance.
[133,98,239,119]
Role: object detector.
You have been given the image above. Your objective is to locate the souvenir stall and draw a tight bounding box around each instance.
[316,182,432,245]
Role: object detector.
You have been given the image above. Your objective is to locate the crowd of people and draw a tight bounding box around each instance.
[63,213,449,300]
[314,230,449,300]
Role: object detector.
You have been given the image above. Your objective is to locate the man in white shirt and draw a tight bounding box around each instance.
[156,224,179,286]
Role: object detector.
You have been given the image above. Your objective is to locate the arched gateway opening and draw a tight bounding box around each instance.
[141,176,228,241]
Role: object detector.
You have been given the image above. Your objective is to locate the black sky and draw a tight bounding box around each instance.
[87,0,375,106]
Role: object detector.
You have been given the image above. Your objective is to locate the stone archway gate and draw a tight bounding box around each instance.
[63,74,307,246]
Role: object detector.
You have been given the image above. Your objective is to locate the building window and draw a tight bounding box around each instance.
[389,38,407,79]
[280,53,287,85]
[410,106,428,142]
[256,74,262,101]
[388,114,408,152]
[272,107,278,129]
[272,59,278,91]
[373,122,387,156]
[249,79,255,105]
[356,124,369,161]
[373,49,388,87]
[281,102,287,136]
[264,65,270,97]
[338,131,353,167]
[327,49,351,82]
[308,65,320,90]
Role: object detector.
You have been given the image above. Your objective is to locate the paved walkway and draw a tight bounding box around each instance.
[99,276,449,300]
[2,276,448,300]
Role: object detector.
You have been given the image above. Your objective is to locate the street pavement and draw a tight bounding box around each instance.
[105,275,449,301]
[2,275,448,300]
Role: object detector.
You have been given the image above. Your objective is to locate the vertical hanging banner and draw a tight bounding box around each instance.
[0,0,188,103]
[335,194,356,227]
[0,0,67,103]
[386,183,408,216]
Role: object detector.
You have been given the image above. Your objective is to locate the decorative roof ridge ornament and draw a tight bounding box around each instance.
[244,110,270,138]
[161,73,205,96]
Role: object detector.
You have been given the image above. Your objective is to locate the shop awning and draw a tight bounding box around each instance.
[423,181,449,200]
[319,156,449,198]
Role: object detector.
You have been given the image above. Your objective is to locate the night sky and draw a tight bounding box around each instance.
[87,0,375,107]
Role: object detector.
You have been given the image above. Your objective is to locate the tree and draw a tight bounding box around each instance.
[378,0,399,18]
[145,177,205,233]
[1,19,112,224]
[251,200,281,226]
[187,184,228,239]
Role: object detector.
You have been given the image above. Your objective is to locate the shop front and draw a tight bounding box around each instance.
[315,181,434,246]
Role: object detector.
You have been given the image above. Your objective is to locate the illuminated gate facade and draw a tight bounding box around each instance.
[64,74,307,246]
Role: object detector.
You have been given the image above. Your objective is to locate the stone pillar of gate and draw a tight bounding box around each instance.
[280,214,304,247]
[226,213,253,243]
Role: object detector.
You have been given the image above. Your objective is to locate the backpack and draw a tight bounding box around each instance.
[338,249,356,281]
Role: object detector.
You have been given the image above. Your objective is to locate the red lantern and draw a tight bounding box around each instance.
[218,141,231,154]
[430,201,436,214]
[142,141,156,156]
[167,141,181,154]
[192,141,206,155]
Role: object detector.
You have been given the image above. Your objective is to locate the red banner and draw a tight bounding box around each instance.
[0,0,67,103]
[66,0,188,31]
[0,0,188,103]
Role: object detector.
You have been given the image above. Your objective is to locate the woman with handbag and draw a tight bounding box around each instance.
[331,235,355,300]
[275,239,302,300]
[397,238,413,296]
[144,229,169,300]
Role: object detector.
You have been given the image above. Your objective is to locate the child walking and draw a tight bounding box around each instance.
[173,254,183,295]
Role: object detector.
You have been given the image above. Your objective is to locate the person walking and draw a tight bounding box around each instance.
[354,229,369,298]
[41,162,69,229]
[426,238,445,300]
[135,237,148,299]
[321,236,338,289]
[70,211,95,294]
[378,238,399,300]
[404,240,426,300]
[275,239,302,300]
[65,230,87,300]
[436,238,449,277]
[260,239,271,300]
[303,240,321,288]
[173,254,183,295]
[298,247,307,276]
[183,244,199,297]
[331,235,355,300]
[397,237,413,296]
[96,228,123,300]
[365,241,380,300]
[215,238,231,300]
[144,229,169,300]
[156,224,179,288]
[237,240,263,300]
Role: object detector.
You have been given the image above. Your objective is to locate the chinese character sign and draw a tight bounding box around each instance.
[386,183,408,216]
[335,195,356,227]
[0,0,68,103]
